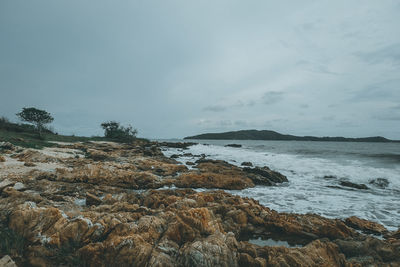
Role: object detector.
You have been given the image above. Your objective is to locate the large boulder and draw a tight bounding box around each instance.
[243,166,288,185]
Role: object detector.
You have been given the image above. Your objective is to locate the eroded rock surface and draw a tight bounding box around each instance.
[0,140,399,266]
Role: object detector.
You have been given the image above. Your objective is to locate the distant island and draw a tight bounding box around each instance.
[184,129,400,142]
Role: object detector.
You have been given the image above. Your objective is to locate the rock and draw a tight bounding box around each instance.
[1,140,399,266]
[24,162,36,167]
[159,142,197,149]
[86,192,102,206]
[323,175,336,179]
[369,178,389,189]
[225,144,242,148]
[243,166,288,185]
[241,162,253,167]
[0,142,15,151]
[180,232,239,267]
[0,179,15,191]
[0,156,5,162]
[340,181,369,190]
[14,149,58,163]
[86,149,110,161]
[170,154,180,159]
[186,161,195,166]
[0,255,17,267]
[345,216,388,235]
[175,172,254,190]
[13,182,25,191]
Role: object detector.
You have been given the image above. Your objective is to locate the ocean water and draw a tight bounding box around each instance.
[159,139,400,231]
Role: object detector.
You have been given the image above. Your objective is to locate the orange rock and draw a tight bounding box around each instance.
[345,216,388,235]
[176,172,254,190]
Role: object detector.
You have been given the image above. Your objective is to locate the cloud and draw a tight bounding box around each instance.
[355,43,400,66]
[262,91,284,105]
[203,105,227,112]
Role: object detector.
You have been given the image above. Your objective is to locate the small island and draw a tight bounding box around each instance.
[184,129,400,142]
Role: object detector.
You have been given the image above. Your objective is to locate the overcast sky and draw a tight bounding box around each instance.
[1,1,399,139]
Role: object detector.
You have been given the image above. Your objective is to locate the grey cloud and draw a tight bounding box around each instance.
[262,91,284,105]
[355,43,400,66]
[203,105,227,112]
[322,115,335,121]
[0,0,399,139]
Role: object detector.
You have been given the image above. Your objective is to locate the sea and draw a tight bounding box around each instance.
[158,139,400,231]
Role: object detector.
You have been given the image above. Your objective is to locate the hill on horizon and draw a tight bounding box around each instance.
[184,129,399,143]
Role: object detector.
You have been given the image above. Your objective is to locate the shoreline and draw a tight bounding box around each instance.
[0,140,399,266]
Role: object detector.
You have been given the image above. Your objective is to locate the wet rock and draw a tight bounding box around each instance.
[186,161,195,166]
[241,161,253,167]
[340,181,369,190]
[170,154,180,159]
[0,255,17,267]
[159,142,197,149]
[369,178,389,189]
[225,144,242,148]
[243,166,288,185]
[24,162,36,167]
[345,216,388,235]
[86,193,102,206]
[323,175,336,179]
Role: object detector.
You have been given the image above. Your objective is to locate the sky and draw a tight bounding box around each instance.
[1,0,400,139]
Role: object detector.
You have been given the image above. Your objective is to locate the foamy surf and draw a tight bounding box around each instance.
[161,141,400,231]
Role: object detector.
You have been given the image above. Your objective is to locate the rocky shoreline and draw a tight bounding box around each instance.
[0,140,399,266]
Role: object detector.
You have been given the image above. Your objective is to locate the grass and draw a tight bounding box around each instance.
[0,128,108,149]
[0,118,148,149]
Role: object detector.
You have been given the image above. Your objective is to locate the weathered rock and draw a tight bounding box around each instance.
[0,255,17,267]
[340,181,369,190]
[159,142,197,149]
[0,155,5,162]
[225,144,242,148]
[0,179,15,191]
[86,149,111,161]
[0,142,15,151]
[345,216,388,235]
[13,182,25,191]
[176,172,254,190]
[0,140,398,267]
[241,161,253,167]
[86,193,102,206]
[243,166,288,185]
[24,161,36,167]
[369,178,389,189]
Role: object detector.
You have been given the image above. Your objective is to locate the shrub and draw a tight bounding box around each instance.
[16,107,54,137]
[100,121,137,143]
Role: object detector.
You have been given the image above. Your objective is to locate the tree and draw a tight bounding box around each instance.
[16,107,54,137]
[101,121,137,142]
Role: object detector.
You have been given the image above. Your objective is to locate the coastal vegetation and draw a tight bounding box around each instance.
[100,121,137,143]
[1,109,140,148]
[16,107,54,138]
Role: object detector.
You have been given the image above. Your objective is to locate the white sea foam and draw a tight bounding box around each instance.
[163,142,400,231]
